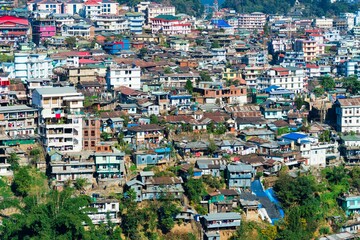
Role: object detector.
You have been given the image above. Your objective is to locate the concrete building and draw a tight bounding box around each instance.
[238,12,266,31]
[93,15,128,33]
[32,87,84,152]
[0,16,30,44]
[88,197,120,225]
[335,98,360,133]
[106,63,141,90]
[14,52,53,80]
[83,117,101,151]
[314,18,334,29]
[294,39,325,62]
[151,15,191,35]
[125,12,145,34]
[0,105,38,137]
[93,150,125,180]
[0,73,10,106]
[61,23,95,39]
[32,17,56,45]
[257,67,304,93]
[144,2,175,25]
[84,0,119,19]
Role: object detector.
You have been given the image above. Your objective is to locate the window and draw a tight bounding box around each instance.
[84,131,88,137]
[112,204,116,209]
[91,131,95,136]
[116,156,122,160]
[63,166,66,171]
[91,141,95,147]
[91,120,95,126]
[84,141,89,147]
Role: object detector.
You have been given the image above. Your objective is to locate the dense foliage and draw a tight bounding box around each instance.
[222,0,358,17]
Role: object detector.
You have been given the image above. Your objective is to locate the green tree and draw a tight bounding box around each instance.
[1,188,93,240]
[313,87,325,97]
[65,36,77,48]
[294,97,305,110]
[319,76,335,92]
[164,67,172,74]
[185,79,194,94]
[211,40,220,48]
[150,114,159,124]
[208,140,218,155]
[138,47,148,59]
[7,153,20,171]
[200,71,212,82]
[157,201,180,234]
[101,132,111,141]
[343,75,360,94]
[73,178,89,191]
[184,178,207,204]
[319,130,331,142]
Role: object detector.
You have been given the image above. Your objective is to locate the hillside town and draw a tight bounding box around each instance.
[2,0,360,239]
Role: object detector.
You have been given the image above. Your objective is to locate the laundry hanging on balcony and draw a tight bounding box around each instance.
[55,110,62,119]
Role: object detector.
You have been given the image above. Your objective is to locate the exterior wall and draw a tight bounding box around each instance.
[88,201,120,224]
[151,18,191,35]
[94,153,125,179]
[106,64,141,90]
[0,106,37,137]
[51,161,94,182]
[14,53,53,80]
[238,12,266,31]
[336,104,360,133]
[83,118,101,151]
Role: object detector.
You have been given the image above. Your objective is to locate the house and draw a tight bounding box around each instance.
[88,196,120,225]
[125,12,145,35]
[103,40,130,55]
[0,16,30,44]
[32,87,84,152]
[217,139,256,155]
[62,23,95,39]
[0,105,38,137]
[14,52,53,81]
[319,232,356,240]
[195,159,223,177]
[200,212,241,231]
[175,206,195,222]
[49,155,95,184]
[238,12,266,31]
[93,15,128,34]
[193,84,247,105]
[240,129,275,141]
[84,0,118,19]
[127,124,164,145]
[340,135,360,165]
[207,189,240,213]
[0,145,12,176]
[340,218,360,234]
[151,15,191,35]
[225,163,255,189]
[32,17,56,45]
[338,194,360,216]
[93,150,125,180]
[125,171,184,202]
[83,117,101,151]
[132,147,171,167]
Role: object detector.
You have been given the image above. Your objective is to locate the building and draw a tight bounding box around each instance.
[14,52,53,81]
[133,148,171,167]
[62,23,95,39]
[32,87,84,152]
[0,105,38,137]
[314,18,333,29]
[145,3,175,25]
[93,149,125,180]
[335,98,360,133]
[49,153,95,183]
[151,15,191,35]
[225,163,255,189]
[32,17,56,45]
[93,15,128,34]
[0,15,30,44]
[127,124,164,145]
[170,39,189,51]
[201,212,241,231]
[0,73,9,106]
[103,39,130,55]
[84,0,119,19]
[238,12,266,31]
[106,63,141,90]
[125,12,145,35]
[83,117,101,151]
[294,39,325,62]
[159,73,200,88]
[88,196,120,225]
[257,67,304,93]
[338,194,360,216]
[64,0,84,15]
[194,83,247,105]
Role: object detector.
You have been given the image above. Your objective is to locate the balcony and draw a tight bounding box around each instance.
[206,220,241,229]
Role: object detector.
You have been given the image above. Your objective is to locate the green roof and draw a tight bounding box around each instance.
[154,15,180,20]
[342,135,360,141]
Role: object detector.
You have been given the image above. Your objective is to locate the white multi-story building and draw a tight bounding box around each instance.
[336,98,360,133]
[61,23,94,39]
[14,52,53,81]
[314,18,334,29]
[151,15,191,35]
[32,87,84,152]
[257,67,304,93]
[145,3,175,25]
[93,15,128,33]
[84,0,118,19]
[170,39,189,51]
[106,64,141,90]
[88,198,120,225]
[241,66,264,88]
[238,12,266,31]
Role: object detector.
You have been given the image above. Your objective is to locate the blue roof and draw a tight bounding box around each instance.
[263,85,280,93]
[282,132,307,141]
[211,19,232,28]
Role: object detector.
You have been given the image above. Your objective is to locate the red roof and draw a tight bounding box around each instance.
[84,0,100,5]
[78,51,91,56]
[306,64,319,69]
[0,16,28,26]
[271,67,288,72]
[79,59,99,64]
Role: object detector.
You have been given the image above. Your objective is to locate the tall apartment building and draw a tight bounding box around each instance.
[257,67,304,93]
[32,87,84,152]
[93,15,128,34]
[314,18,333,29]
[0,105,38,137]
[14,52,53,81]
[83,117,101,151]
[241,66,265,88]
[294,39,325,62]
[335,98,360,133]
[238,12,266,31]
[125,12,145,35]
[32,17,56,45]
[106,64,141,90]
